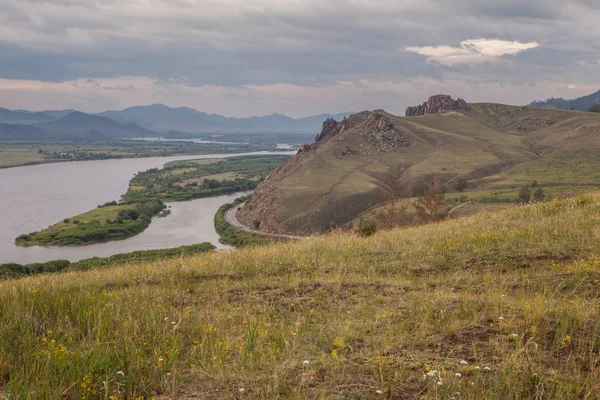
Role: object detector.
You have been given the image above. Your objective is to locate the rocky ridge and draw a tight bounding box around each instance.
[406,94,470,116]
[311,111,409,154]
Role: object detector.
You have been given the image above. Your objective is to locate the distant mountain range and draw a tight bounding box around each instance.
[0,104,353,140]
[0,108,156,141]
[97,104,352,134]
[36,111,156,139]
[530,90,600,111]
[0,108,54,124]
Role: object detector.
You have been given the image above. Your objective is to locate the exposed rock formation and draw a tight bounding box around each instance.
[305,111,411,156]
[339,145,357,156]
[315,118,343,143]
[361,112,409,152]
[405,95,470,116]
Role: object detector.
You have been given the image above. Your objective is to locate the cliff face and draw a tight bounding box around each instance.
[315,118,342,143]
[406,94,470,116]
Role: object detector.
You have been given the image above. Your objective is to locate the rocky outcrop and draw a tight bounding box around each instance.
[315,118,343,143]
[339,145,356,156]
[405,95,470,116]
[361,112,410,152]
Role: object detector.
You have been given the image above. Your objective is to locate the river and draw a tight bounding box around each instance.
[0,151,292,264]
[128,136,296,149]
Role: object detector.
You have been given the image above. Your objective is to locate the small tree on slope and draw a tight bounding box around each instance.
[414,177,449,223]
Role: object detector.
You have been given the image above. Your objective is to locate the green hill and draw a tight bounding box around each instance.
[2,195,600,398]
[238,99,600,234]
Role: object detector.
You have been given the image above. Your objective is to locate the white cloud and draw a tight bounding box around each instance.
[406,39,539,65]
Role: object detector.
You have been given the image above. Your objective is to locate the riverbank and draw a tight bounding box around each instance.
[0,139,284,169]
[214,198,268,246]
[16,200,167,247]
[1,242,215,279]
[0,152,292,264]
[13,154,291,248]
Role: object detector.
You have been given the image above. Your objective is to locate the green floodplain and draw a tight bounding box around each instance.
[15,154,291,247]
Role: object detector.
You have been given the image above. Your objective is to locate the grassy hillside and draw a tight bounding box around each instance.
[2,195,600,398]
[239,104,600,234]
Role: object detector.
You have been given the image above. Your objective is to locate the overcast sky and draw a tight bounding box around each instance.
[1,0,599,117]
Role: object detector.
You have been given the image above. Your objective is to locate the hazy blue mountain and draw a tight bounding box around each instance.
[42,109,79,119]
[0,108,54,124]
[0,123,54,141]
[2,103,354,137]
[98,104,354,133]
[530,90,600,111]
[98,104,229,133]
[35,111,157,139]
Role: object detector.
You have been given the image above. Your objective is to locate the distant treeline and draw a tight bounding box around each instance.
[214,197,267,247]
[0,242,215,279]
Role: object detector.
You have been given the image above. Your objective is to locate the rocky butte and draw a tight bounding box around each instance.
[405,94,470,116]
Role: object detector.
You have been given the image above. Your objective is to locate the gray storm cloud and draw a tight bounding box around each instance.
[0,0,598,116]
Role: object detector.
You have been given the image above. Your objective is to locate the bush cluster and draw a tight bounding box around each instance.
[0,259,71,279]
[1,243,215,279]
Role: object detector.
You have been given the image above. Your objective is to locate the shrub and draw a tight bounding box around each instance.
[534,187,546,202]
[357,217,377,237]
[16,234,30,242]
[519,186,531,204]
[455,178,468,192]
[414,178,449,222]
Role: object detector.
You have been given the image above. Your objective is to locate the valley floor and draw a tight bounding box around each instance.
[0,140,279,168]
[2,195,600,398]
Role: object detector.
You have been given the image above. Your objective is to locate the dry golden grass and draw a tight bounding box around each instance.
[2,195,600,398]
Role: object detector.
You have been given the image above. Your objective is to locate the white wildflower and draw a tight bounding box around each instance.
[376,390,383,395]
[483,366,491,372]
[116,371,124,376]
[171,321,177,325]
[455,373,462,378]
[498,316,504,320]
[459,359,468,365]
[437,380,443,386]
[303,360,310,365]
[474,366,480,370]
[239,388,246,393]
[426,369,438,377]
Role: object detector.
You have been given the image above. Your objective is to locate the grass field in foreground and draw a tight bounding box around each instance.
[3,195,600,398]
